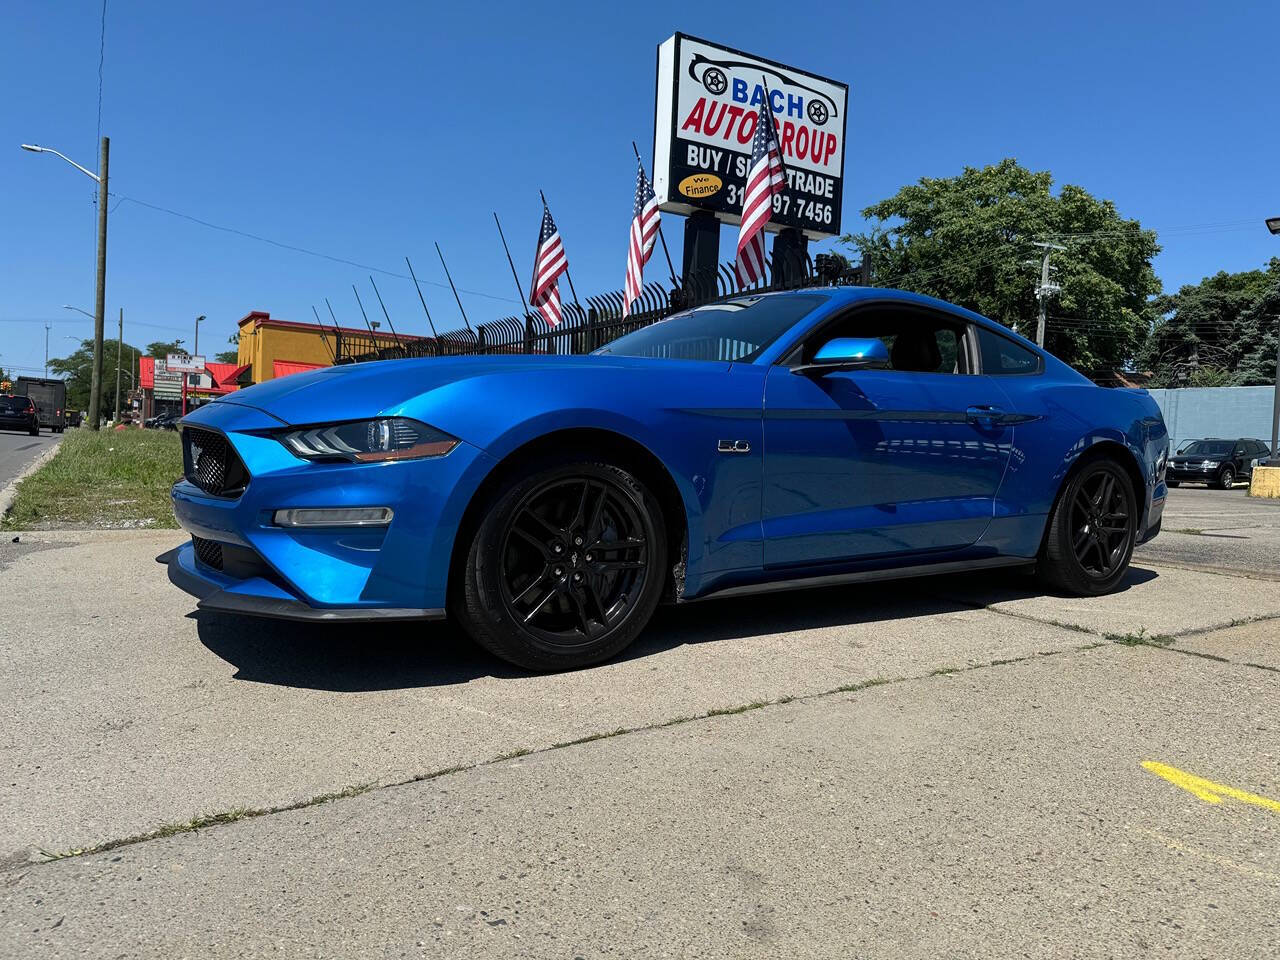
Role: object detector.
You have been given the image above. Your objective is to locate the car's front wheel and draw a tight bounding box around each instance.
[457,457,668,671]
[1215,466,1235,489]
[1039,457,1138,596]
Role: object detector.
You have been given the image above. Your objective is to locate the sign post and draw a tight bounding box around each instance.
[653,34,848,286]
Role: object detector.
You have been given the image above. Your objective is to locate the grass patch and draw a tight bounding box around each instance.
[1107,628,1175,648]
[2,429,181,530]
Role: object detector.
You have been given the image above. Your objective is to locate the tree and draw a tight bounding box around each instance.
[146,340,185,359]
[843,158,1161,373]
[1139,259,1280,386]
[50,339,142,418]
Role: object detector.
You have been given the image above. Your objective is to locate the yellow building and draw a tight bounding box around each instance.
[233,311,421,384]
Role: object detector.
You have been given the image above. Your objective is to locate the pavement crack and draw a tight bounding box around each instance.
[17,641,1110,870]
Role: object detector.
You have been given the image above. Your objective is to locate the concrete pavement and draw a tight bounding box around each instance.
[0,486,1277,957]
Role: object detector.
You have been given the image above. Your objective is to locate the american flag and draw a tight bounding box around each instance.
[623,159,661,317]
[531,202,568,326]
[735,94,788,289]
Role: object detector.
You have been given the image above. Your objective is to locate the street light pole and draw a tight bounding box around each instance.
[24,138,109,430]
[194,315,205,357]
[1268,217,1279,458]
[114,307,123,425]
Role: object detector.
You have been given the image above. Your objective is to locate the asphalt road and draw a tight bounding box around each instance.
[0,487,1277,957]
[0,428,60,494]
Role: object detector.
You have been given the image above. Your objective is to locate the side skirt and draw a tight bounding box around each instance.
[684,555,1035,603]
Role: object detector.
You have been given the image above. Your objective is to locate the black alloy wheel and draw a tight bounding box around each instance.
[1216,466,1235,490]
[500,476,649,645]
[1067,469,1131,579]
[458,458,667,671]
[1039,458,1138,595]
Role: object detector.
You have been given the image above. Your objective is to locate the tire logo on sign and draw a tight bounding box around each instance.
[678,173,723,199]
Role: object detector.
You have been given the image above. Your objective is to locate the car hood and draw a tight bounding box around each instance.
[212,353,735,431]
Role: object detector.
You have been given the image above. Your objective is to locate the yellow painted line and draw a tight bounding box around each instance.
[1143,761,1280,813]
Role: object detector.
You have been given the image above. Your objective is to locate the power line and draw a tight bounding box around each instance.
[111,193,521,306]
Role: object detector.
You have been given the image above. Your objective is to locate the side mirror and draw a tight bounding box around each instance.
[792,337,890,376]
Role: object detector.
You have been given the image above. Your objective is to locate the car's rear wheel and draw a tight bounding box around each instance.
[1039,458,1138,596]
[457,457,667,671]
[1215,466,1235,489]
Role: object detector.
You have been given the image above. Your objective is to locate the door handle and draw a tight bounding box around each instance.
[966,404,1004,425]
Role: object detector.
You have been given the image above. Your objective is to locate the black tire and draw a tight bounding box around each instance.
[1166,479,1179,487]
[456,456,667,671]
[1039,457,1138,596]
[29,425,38,436]
[1215,466,1235,490]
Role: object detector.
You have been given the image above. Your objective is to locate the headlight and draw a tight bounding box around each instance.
[277,418,458,462]
[1201,459,1219,470]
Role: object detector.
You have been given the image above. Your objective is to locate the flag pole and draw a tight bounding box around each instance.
[404,256,439,340]
[539,189,583,313]
[310,305,337,363]
[324,298,347,358]
[368,276,406,354]
[632,141,679,288]
[493,212,532,317]
[435,241,473,332]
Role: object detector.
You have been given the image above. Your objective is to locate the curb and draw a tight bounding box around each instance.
[0,437,64,522]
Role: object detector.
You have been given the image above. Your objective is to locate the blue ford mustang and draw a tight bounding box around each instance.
[162,287,1169,670]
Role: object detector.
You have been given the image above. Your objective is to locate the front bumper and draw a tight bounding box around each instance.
[158,544,445,622]
[162,400,495,618]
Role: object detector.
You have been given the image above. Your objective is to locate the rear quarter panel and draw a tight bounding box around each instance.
[988,370,1168,555]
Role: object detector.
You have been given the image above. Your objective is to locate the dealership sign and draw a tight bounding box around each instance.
[653,33,848,239]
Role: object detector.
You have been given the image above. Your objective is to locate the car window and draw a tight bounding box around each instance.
[1182,440,1232,457]
[0,396,31,412]
[596,293,829,362]
[976,326,1041,375]
[798,307,972,374]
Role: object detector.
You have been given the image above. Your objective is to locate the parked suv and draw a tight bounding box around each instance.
[0,395,40,435]
[1166,438,1269,489]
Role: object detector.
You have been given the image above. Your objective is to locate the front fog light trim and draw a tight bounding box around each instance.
[274,507,394,528]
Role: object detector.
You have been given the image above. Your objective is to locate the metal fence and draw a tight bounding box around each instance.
[335,250,863,364]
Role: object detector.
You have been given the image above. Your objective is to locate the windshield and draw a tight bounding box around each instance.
[1181,440,1232,457]
[595,293,829,362]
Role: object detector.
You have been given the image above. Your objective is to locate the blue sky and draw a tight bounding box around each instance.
[2,0,1277,377]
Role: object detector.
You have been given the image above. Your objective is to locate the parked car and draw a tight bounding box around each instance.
[0,395,40,436]
[145,412,179,430]
[161,287,1170,671]
[1166,438,1269,489]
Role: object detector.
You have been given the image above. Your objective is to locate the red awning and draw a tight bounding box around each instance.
[273,360,325,379]
[214,363,251,387]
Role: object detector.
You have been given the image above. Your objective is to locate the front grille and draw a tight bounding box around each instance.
[182,427,249,497]
[192,535,223,570]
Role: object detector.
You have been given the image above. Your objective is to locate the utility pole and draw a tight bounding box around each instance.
[91,137,109,428]
[114,307,123,425]
[44,323,51,377]
[1031,242,1065,348]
